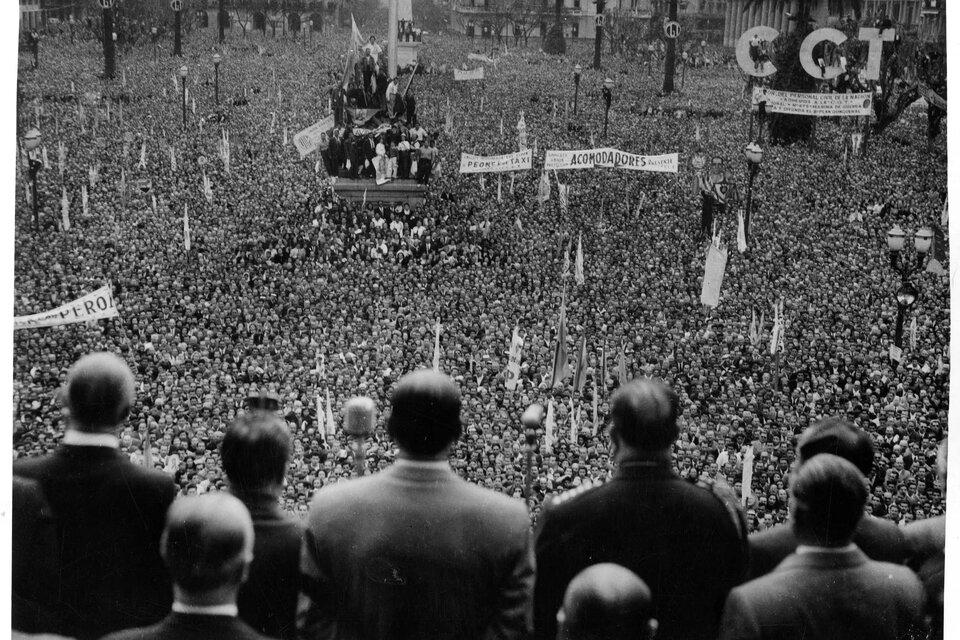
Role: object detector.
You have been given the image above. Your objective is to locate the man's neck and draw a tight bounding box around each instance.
[614,447,672,467]
[63,428,120,448]
[172,585,240,610]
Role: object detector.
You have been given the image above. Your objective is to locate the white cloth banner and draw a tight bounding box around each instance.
[454,67,485,81]
[459,149,532,173]
[752,87,871,116]
[293,115,335,159]
[700,238,728,308]
[504,327,524,391]
[544,148,679,173]
[467,53,495,64]
[14,285,119,330]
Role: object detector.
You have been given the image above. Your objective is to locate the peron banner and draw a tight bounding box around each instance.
[454,67,485,81]
[293,115,335,158]
[752,87,872,117]
[544,149,678,173]
[14,285,119,330]
[459,149,532,173]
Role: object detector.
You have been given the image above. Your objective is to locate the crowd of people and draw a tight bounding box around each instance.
[12,7,947,559]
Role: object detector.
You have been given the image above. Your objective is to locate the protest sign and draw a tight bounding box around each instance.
[293,115,335,158]
[544,148,678,173]
[454,67,485,81]
[459,149,532,173]
[752,88,871,117]
[14,285,119,330]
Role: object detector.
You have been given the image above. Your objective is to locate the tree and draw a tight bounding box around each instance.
[510,0,549,46]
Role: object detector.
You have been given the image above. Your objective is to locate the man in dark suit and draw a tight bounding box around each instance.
[221,410,304,639]
[748,417,907,578]
[12,476,59,633]
[101,493,272,640]
[719,454,926,640]
[534,379,747,640]
[556,564,658,640]
[14,352,177,640]
[298,370,534,640]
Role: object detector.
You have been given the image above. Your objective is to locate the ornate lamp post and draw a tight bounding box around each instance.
[743,142,763,240]
[99,0,115,78]
[179,65,188,128]
[601,77,614,138]
[886,225,933,365]
[573,63,582,116]
[593,0,606,70]
[24,128,42,231]
[213,53,221,105]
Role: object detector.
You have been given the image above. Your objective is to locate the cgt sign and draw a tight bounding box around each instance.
[736,26,895,81]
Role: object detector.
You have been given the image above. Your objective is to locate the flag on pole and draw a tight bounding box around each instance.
[60,187,70,231]
[169,146,177,172]
[499,116,504,136]
[558,183,569,215]
[538,171,551,207]
[545,400,555,449]
[573,335,588,392]
[600,342,607,392]
[57,141,65,176]
[769,300,784,355]
[139,142,147,170]
[325,389,336,437]
[81,185,89,217]
[618,342,627,386]
[497,175,502,203]
[700,232,728,308]
[592,377,599,436]
[316,393,327,440]
[574,233,585,285]
[351,14,364,51]
[737,210,747,253]
[562,241,571,279]
[505,326,524,391]
[183,203,191,251]
[569,397,578,444]
[551,294,572,387]
[926,225,947,275]
[749,308,759,347]
[432,318,441,371]
[909,317,917,350]
[740,444,754,506]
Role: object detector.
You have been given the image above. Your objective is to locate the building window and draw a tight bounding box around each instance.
[573,0,580,9]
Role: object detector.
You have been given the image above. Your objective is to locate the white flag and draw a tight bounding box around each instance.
[432,319,441,371]
[183,203,191,251]
[569,397,578,444]
[545,400,555,449]
[60,187,70,230]
[81,185,89,217]
[169,146,177,172]
[316,394,326,439]
[139,142,147,169]
[325,389,336,436]
[504,326,524,390]
[574,232,585,285]
[737,210,747,253]
[909,317,918,350]
[57,141,66,176]
[497,175,502,203]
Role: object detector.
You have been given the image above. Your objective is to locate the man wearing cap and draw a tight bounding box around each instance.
[747,417,908,578]
[534,378,747,640]
[719,455,925,640]
[14,352,177,639]
[298,369,534,640]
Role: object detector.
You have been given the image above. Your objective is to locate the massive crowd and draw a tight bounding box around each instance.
[12,18,948,538]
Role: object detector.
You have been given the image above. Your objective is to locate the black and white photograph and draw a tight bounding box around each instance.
[4,0,955,639]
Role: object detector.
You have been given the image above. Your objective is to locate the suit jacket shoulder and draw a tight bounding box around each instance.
[101,613,274,640]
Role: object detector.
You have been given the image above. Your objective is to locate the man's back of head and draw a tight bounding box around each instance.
[557,564,657,640]
[162,493,254,602]
[64,352,135,433]
[387,370,462,458]
[790,454,867,547]
[797,416,874,476]
[221,412,292,498]
[608,378,679,455]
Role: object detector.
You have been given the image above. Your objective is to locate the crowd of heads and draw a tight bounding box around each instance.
[12,18,948,529]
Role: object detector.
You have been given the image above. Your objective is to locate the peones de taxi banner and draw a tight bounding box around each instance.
[14,285,119,330]
[751,87,872,117]
[293,115,335,158]
[459,149,532,174]
[544,149,678,173]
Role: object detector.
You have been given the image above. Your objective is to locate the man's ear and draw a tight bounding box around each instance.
[646,618,659,640]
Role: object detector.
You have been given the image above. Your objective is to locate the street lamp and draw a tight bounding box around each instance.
[893,280,919,358]
[29,30,40,69]
[602,77,614,138]
[743,142,763,241]
[886,225,934,365]
[23,128,42,231]
[172,0,183,57]
[99,0,115,78]
[213,53,221,105]
[681,51,688,89]
[179,65,188,128]
[309,19,313,46]
[573,64,582,116]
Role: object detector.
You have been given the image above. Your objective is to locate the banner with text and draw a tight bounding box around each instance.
[14,285,119,330]
[752,88,872,117]
[293,115,335,158]
[454,67,485,81]
[544,148,678,173]
[459,149,532,173]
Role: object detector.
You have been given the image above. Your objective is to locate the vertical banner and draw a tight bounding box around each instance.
[700,235,728,308]
[505,327,524,390]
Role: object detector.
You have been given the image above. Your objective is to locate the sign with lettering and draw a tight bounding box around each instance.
[14,285,119,330]
[544,148,678,173]
[459,149,532,173]
[752,87,872,117]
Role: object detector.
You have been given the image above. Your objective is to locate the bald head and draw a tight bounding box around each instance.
[609,378,679,453]
[558,564,657,640]
[161,494,254,595]
[387,370,462,457]
[64,352,136,432]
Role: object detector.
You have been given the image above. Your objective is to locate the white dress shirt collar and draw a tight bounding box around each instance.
[63,430,119,448]
[172,602,238,617]
[796,543,857,555]
[394,457,451,471]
